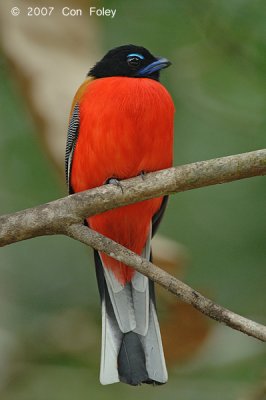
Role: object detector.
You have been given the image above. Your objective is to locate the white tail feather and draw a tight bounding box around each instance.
[100,299,121,385]
[140,301,168,383]
[103,266,136,333]
[99,224,167,384]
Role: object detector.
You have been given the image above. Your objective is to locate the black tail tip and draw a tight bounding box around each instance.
[118,331,148,385]
[118,332,165,386]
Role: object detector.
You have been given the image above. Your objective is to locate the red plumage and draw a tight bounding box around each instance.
[71,76,174,284]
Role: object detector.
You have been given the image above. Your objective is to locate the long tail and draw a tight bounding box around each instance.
[94,248,168,386]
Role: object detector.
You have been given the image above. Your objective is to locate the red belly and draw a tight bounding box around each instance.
[71,76,174,284]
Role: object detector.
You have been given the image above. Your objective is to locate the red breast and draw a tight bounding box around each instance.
[71,76,174,284]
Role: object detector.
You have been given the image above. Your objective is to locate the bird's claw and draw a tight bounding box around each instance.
[105,177,124,194]
[140,171,147,181]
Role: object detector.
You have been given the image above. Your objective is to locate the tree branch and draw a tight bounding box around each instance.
[65,224,266,342]
[0,149,265,246]
[0,149,265,341]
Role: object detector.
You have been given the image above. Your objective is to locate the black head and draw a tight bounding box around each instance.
[88,44,171,81]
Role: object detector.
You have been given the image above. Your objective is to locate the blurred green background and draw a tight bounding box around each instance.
[0,1,265,399]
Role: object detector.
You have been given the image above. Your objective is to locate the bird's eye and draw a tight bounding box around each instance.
[127,53,144,69]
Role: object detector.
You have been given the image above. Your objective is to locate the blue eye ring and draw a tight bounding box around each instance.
[127,53,144,60]
[127,53,144,69]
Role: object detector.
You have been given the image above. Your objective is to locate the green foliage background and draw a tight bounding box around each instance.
[0,1,265,399]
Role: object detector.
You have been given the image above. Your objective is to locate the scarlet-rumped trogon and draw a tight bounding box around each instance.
[65,45,175,386]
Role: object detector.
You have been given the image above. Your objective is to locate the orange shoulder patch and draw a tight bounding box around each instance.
[69,77,94,119]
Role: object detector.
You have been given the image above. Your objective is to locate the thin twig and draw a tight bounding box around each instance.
[65,224,266,342]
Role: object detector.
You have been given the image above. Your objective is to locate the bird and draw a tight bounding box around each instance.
[65,44,175,386]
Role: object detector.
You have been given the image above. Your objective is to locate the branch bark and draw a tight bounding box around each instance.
[66,224,266,342]
[0,149,265,246]
[0,149,265,341]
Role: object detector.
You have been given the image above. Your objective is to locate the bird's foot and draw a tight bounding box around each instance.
[105,177,124,194]
[140,170,147,181]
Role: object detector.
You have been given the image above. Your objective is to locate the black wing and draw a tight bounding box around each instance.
[65,103,80,194]
[151,195,168,237]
